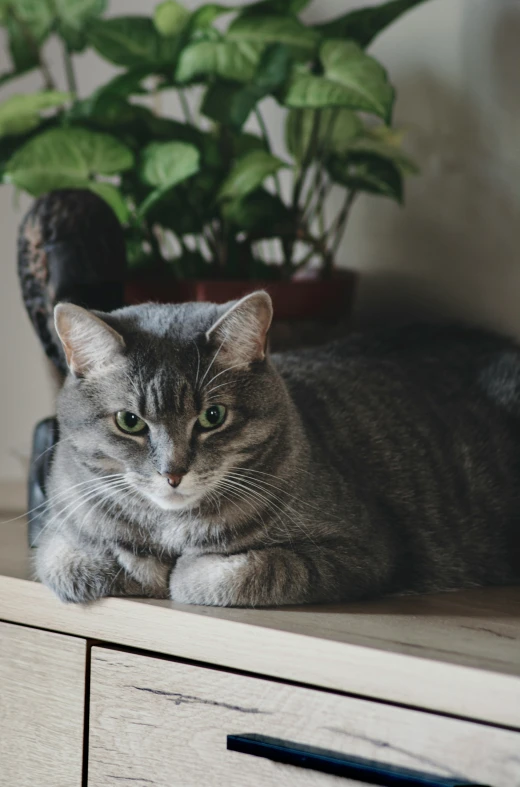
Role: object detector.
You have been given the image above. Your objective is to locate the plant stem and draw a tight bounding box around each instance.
[292,112,320,210]
[326,190,357,274]
[178,89,194,125]
[254,106,284,203]
[62,39,78,98]
[253,108,291,273]
[146,221,166,269]
[318,195,326,238]
[297,228,333,274]
[10,9,55,90]
[305,177,333,228]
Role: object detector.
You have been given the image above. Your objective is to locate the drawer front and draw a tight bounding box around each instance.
[88,646,520,787]
[0,621,86,787]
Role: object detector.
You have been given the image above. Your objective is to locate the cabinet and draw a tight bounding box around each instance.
[87,647,520,786]
[0,622,86,787]
[1,521,520,786]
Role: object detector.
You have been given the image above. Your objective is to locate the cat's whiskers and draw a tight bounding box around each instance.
[0,473,127,529]
[110,564,126,595]
[202,361,249,392]
[35,476,129,544]
[95,484,143,549]
[44,479,131,543]
[218,482,282,548]
[211,488,246,539]
[236,466,313,481]
[204,380,236,397]
[192,340,201,388]
[122,368,142,404]
[235,467,341,521]
[218,476,295,547]
[224,472,317,547]
[75,480,135,542]
[31,434,75,466]
[216,481,277,546]
[198,340,225,390]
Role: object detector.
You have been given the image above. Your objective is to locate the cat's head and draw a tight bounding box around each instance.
[54,292,289,513]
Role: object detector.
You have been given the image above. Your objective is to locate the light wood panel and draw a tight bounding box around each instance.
[88,647,520,787]
[2,520,520,727]
[0,621,86,787]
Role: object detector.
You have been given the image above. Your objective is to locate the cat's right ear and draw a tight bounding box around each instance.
[54,304,125,377]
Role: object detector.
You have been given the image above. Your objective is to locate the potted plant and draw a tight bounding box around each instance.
[0,0,424,326]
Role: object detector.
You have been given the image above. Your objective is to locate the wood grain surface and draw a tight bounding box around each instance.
[0,621,86,787]
[88,647,520,787]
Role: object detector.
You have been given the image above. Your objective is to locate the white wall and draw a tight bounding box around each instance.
[0,0,519,493]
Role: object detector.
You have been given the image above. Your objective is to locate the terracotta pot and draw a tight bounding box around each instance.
[125,270,357,322]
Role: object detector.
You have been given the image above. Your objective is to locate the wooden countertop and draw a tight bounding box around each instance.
[1,517,520,730]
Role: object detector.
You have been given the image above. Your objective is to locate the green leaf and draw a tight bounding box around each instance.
[54,0,106,30]
[3,1,54,70]
[6,16,40,74]
[141,140,200,188]
[4,128,134,195]
[218,149,287,201]
[314,0,428,48]
[241,0,312,15]
[10,0,54,41]
[137,187,170,218]
[201,81,254,128]
[59,24,88,53]
[327,152,403,203]
[88,182,130,223]
[190,4,234,29]
[86,16,178,68]
[202,43,292,128]
[0,91,71,138]
[147,169,220,234]
[95,68,150,98]
[68,92,141,127]
[255,41,293,91]
[227,14,319,58]
[73,129,135,173]
[285,107,362,163]
[140,114,203,146]
[222,188,291,232]
[284,40,394,122]
[0,119,57,180]
[231,132,266,157]
[348,135,418,175]
[176,39,263,83]
[68,69,154,129]
[153,1,189,37]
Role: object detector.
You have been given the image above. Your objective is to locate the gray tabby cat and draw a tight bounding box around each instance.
[36,291,520,606]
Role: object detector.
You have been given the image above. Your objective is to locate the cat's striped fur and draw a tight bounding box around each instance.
[36,292,520,606]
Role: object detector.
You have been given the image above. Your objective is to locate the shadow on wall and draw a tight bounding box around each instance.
[351,0,520,337]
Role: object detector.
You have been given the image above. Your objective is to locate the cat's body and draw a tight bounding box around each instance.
[36,294,520,606]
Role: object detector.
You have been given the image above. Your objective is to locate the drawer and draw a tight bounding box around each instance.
[0,621,86,787]
[88,646,520,786]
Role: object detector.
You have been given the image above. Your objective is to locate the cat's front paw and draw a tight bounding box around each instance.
[35,532,119,604]
[169,552,249,606]
[116,548,171,599]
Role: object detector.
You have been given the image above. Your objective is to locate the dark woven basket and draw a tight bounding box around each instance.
[18,189,128,545]
[18,188,127,376]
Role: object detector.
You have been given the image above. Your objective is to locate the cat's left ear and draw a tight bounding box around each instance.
[54,303,125,377]
[206,291,273,364]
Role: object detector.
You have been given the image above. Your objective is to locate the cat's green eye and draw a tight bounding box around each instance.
[198,405,227,430]
[115,410,148,435]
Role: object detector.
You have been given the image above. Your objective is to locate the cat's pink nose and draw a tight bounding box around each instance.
[164,472,185,489]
